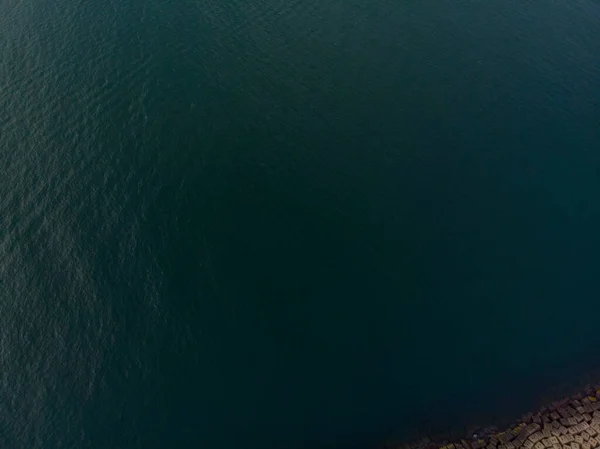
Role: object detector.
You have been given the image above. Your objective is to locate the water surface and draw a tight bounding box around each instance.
[1,0,600,448]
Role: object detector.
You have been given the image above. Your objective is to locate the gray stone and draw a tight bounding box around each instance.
[499,435,511,445]
[533,434,545,443]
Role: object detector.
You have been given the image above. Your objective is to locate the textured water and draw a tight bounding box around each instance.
[1,0,600,448]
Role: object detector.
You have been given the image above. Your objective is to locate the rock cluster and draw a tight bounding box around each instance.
[385,387,600,449]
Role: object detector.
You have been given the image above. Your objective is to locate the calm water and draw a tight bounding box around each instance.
[1,0,600,447]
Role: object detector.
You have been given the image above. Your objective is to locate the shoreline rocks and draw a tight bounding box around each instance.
[383,386,600,449]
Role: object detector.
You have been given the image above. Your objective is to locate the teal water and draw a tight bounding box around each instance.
[1,0,600,448]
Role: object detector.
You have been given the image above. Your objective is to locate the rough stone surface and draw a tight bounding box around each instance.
[384,387,600,449]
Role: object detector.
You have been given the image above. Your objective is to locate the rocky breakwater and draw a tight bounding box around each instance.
[384,387,600,449]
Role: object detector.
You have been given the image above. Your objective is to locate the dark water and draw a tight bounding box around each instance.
[1,0,600,447]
